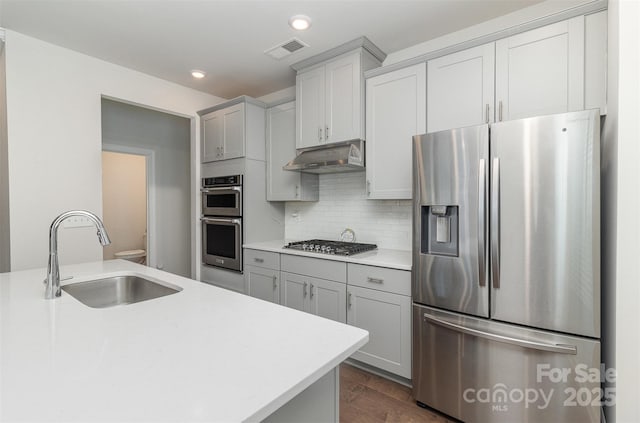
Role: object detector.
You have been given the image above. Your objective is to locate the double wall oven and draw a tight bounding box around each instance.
[201,175,243,272]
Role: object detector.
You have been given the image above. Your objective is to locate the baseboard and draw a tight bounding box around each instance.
[344,358,412,388]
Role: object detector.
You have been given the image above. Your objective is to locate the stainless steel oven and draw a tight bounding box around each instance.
[201,216,242,272]
[201,175,242,217]
[201,174,243,272]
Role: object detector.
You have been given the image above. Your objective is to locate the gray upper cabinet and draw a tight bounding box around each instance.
[365,63,426,199]
[296,51,369,148]
[584,10,607,114]
[426,14,607,134]
[427,43,495,133]
[294,40,385,149]
[200,97,266,163]
[266,101,318,202]
[495,17,585,121]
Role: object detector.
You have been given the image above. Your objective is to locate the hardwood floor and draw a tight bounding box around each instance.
[339,364,455,423]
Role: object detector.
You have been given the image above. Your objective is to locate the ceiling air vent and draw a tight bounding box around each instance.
[264,38,309,60]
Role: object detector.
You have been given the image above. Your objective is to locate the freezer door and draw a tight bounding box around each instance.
[489,110,600,337]
[413,305,602,423]
[413,125,489,317]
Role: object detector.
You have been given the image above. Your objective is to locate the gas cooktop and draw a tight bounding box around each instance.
[284,239,377,256]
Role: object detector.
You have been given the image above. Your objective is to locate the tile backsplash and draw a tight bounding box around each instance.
[285,172,412,251]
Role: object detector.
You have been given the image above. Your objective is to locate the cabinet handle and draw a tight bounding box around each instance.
[254,258,264,263]
[325,125,330,140]
[366,180,371,196]
[310,283,314,299]
[485,104,490,123]
[295,185,299,198]
[367,277,384,284]
[272,275,277,289]
[318,127,323,142]
[498,101,503,122]
[348,291,352,308]
[303,282,308,298]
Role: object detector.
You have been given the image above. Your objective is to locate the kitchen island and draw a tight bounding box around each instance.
[0,260,368,422]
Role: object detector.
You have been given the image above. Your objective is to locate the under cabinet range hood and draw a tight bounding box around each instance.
[283,140,365,174]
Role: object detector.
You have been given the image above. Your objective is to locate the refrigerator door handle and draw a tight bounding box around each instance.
[491,157,500,288]
[423,313,578,355]
[478,159,486,286]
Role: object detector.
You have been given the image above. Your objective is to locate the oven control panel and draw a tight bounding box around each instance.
[202,174,242,187]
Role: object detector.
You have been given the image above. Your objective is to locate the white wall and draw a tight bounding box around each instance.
[3,29,222,271]
[285,172,411,250]
[609,1,640,421]
[101,151,146,260]
[102,99,192,277]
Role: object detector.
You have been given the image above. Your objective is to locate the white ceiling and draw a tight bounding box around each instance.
[0,0,543,99]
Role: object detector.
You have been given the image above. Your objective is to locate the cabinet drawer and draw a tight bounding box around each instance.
[244,249,280,270]
[281,254,346,283]
[347,264,410,296]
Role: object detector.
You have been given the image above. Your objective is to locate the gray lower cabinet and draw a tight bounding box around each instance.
[246,250,411,379]
[280,271,308,312]
[244,249,281,303]
[346,264,412,379]
[280,271,347,323]
[280,255,347,324]
[245,265,280,304]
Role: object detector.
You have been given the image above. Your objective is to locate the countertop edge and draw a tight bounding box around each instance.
[243,240,412,271]
[246,335,369,422]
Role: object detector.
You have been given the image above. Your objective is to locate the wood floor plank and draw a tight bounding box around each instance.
[339,363,455,423]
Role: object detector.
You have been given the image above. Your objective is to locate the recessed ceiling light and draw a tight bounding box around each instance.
[191,70,206,79]
[289,15,311,31]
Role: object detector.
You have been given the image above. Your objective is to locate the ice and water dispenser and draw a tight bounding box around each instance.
[420,206,459,257]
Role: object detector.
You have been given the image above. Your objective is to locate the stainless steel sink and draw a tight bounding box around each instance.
[62,275,182,308]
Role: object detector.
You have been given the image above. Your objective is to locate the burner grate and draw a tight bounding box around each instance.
[284,239,377,256]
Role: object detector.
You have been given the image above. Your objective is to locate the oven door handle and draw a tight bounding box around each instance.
[201,186,241,193]
[201,217,241,225]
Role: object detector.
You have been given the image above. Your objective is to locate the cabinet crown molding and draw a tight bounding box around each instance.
[197,95,266,116]
[364,0,607,79]
[291,36,386,72]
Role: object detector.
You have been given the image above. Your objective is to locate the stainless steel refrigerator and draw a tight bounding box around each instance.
[412,109,601,422]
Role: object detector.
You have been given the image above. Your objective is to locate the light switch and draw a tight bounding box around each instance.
[436,216,450,243]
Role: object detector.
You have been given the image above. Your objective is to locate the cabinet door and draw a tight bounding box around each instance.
[296,67,325,148]
[280,272,310,313]
[584,11,607,114]
[366,63,426,199]
[309,277,346,323]
[202,111,222,162]
[325,52,362,143]
[347,286,411,378]
[221,103,245,160]
[266,102,319,202]
[427,43,495,133]
[245,265,279,304]
[495,17,585,121]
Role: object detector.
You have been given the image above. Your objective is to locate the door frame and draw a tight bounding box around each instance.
[102,143,156,268]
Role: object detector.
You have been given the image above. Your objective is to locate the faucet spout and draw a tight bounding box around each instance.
[45,210,111,299]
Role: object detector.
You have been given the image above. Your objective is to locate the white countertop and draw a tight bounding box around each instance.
[0,260,368,422]
[243,240,412,271]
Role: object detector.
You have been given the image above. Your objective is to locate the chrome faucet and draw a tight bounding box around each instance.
[44,210,111,299]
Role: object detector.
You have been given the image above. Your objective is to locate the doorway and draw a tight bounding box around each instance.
[102,149,150,265]
[101,98,191,277]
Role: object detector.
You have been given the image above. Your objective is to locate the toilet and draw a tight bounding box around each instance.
[115,249,146,264]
